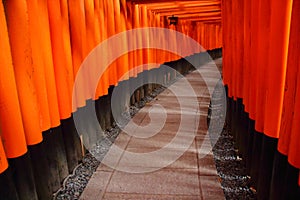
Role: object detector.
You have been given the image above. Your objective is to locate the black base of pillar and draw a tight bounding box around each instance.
[28,142,53,200]
[283,163,300,200]
[0,167,19,200]
[226,96,300,199]
[8,153,38,200]
[61,117,83,173]
[270,151,288,200]
[245,119,255,174]
[257,134,277,200]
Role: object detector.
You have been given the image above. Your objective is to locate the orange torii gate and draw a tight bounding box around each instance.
[223,0,300,199]
[0,0,222,199]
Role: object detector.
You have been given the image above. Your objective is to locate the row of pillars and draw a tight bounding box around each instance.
[0,49,222,200]
[226,95,300,200]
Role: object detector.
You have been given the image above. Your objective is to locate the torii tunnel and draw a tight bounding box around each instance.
[0,0,299,199]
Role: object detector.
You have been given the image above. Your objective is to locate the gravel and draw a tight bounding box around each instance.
[208,78,257,199]
[53,154,99,200]
[212,127,257,200]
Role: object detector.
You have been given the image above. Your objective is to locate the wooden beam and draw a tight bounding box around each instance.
[158,9,220,17]
[153,5,220,14]
[128,0,220,5]
[167,12,221,19]
[179,16,221,22]
[146,1,220,10]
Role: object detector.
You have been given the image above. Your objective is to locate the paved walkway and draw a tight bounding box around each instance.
[80,58,225,200]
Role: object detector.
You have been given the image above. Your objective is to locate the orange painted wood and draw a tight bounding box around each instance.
[141,5,151,69]
[4,0,43,146]
[105,0,118,86]
[93,0,103,99]
[85,0,96,54]
[247,0,259,120]
[95,0,108,97]
[0,135,8,173]
[114,0,129,81]
[48,0,73,119]
[263,0,293,138]
[134,4,144,74]
[217,24,222,48]
[283,0,300,170]
[0,0,224,164]
[60,0,76,112]
[288,82,300,168]
[226,0,234,98]
[37,0,61,128]
[26,0,51,131]
[254,0,271,133]
[85,0,98,100]
[233,0,244,99]
[221,0,228,90]
[223,0,234,98]
[242,0,251,112]
[230,0,238,99]
[0,1,28,158]
[68,0,88,109]
[94,0,101,45]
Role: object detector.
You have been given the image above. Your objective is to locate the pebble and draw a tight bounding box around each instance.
[210,82,257,200]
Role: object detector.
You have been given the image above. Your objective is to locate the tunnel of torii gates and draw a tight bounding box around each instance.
[0,0,299,199]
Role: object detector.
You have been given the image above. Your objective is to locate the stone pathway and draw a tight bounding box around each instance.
[80,58,225,200]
